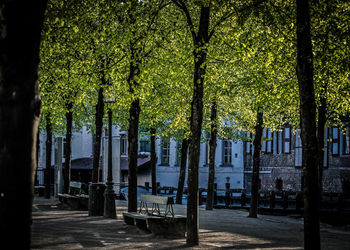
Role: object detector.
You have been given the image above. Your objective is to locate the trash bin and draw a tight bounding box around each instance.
[88,183,106,216]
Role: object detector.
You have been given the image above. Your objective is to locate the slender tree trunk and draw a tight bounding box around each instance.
[92,86,105,183]
[0,1,46,247]
[186,6,210,246]
[127,48,141,212]
[206,101,217,210]
[150,127,157,195]
[45,114,52,198]
[317,84,327,193]
[35,129,40,186]
[176,137,189,204]
[249,110,263,218]
[296,0,320,248]
[128,98,140,212]
[126,1,142,213]
[63,102,73,194]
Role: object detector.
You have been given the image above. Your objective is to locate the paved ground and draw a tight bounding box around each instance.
[31,197,350,249]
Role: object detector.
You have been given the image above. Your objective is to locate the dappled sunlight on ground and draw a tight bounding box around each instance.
[31,197,349,249]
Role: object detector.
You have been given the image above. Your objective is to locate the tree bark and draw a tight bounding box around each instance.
[63,102,73,194]
[92,86,105,183]
[127,46,141,212]
[45,113,52,198]
[126,0,142,213]
[150,127,157,195]
[176,137,189,204]
[317,84,327,193]
[0,1,46,247]
[186,6,210,246]
[128,98,140,212]
[296,0,320,249]
[206,101,217,210]
[249,110,263,218]
[35,129,40,186]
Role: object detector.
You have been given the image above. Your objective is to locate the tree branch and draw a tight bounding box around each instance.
[208,0,268,41]
[171,0,197,42]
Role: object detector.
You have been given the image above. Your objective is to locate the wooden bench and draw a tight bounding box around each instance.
[123,194,186,237]
[58,182,88,210]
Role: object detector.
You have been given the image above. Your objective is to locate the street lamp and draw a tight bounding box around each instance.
[104,95,116,219]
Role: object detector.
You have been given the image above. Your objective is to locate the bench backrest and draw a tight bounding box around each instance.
[140,194,172,205]
[69,181,83,195]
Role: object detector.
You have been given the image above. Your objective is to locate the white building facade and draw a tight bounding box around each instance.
[36,125,245,195]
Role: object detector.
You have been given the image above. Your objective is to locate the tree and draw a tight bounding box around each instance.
[44,113,52,198]
[205,101,217,210]
[296,0,320,248]
[0,0,47,247]
[39,0,96,194]
[248,110,263,217]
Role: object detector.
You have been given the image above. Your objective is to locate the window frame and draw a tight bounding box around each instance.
[283,126,291,154]
[331,127,339,156]
[342,127,350,156]
[160,138,170,166]
[139,140,150,153]
[222,139,232,165]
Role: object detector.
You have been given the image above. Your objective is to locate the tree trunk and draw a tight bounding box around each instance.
[128,98,140,212]
[35,129,40,186]
[150,127,157,195]
[0,1,46,247]
[249,110,263,218]
[206,101,217,210]
[317,84,327,194]
[127,47,141,212]
[45,113,52,198]
[186,6,210,246]
[92,86,104,183]
[296,0,320,249]
[176,137,189,204]
[63,102,73,194]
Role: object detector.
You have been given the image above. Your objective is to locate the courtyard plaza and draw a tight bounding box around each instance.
[31,197,350,249]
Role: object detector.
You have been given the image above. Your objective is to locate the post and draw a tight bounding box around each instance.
[104,108,116,218]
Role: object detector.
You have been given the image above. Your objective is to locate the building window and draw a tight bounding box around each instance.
[283,126,291,154]
[343,127,350,155]
[223,140,232,165]
[262,129,273,154]
[121,135,128,155]
[140,140,150,153]
[295,130,302,168]
[161,138,170,165]
[266,129,273,153]
[331,127,339,156]
[276,178,283,191]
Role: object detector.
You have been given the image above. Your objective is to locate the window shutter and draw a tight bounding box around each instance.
[266,129,273,153]
[262,129,267,153]
[284,127,291,154]
[278,131,283,154]
[295,130,302,168]
[332,127,339,155]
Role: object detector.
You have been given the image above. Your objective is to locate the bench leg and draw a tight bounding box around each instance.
[135,218,150,233]
[123,214,135,225]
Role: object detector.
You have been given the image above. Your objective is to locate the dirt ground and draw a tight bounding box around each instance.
[31,197,350,249]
